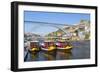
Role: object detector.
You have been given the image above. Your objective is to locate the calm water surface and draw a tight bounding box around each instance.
[24,40,90,62]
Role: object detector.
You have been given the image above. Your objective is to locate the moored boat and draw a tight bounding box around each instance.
[56,41,73,52]
[29,41,40,54]
[40,41,56,54]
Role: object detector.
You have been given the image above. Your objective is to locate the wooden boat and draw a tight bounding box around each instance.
[56,41,73,52]
[41,41,56,54]
[29,41,40,54]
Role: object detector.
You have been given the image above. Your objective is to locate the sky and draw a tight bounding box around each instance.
[24,11,90,36]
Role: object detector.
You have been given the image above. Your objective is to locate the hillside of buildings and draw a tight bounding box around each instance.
[45,20,90,41]
[24,20,90,42]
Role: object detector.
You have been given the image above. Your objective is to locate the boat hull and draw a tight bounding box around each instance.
[41,48,57,54]
[57,47,72,53]
[28,48,40,54]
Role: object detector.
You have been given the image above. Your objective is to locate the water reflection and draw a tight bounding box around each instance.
[42,51,56,60]
[56,51,72,60]
[24,40,90,62]
[25,50,72,62]
[25,51,39,61]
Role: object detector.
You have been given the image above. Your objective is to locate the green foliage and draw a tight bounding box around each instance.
[85,33,90,40]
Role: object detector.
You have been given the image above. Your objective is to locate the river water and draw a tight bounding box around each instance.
[24,40,90,62]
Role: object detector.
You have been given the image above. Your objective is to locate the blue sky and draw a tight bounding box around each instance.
[24,11,90,36]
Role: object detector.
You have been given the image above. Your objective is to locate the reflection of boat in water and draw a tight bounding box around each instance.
[56,41,73,52]
[43,52,56,60]
[41,41,56,54]
[56,51,72,60]
[29,41,40,54]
